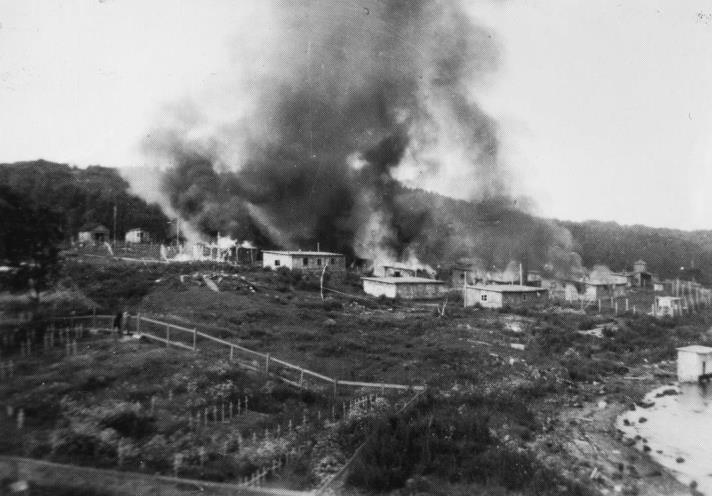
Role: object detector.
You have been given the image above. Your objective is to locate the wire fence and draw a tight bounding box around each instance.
[130,313,425,397]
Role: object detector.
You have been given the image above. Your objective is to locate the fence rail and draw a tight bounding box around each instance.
[133,313,425,394]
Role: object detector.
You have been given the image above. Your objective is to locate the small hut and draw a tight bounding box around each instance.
[361,277,447,299]
[677,345,712,382]
[78,223,110,244]
[464,284,548,309]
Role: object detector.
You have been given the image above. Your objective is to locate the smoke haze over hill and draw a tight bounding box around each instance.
[144,0,580,274]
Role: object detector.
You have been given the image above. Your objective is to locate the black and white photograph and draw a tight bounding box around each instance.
[1,1,712,494]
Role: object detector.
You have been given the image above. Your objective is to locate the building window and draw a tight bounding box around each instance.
[275,260,281,267]
[330,258,335,264]
[481,294,488,301]
[522,294,527,301]
[303,258,309,266]
[317,258,322,266]
[394,271,401,277]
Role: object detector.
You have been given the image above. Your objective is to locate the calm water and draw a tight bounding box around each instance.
[617,383,712,494]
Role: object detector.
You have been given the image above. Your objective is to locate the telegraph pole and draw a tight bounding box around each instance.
[113,204,117,246]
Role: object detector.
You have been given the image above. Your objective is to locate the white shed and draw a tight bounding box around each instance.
[677,345,712,382]
[125,228,150,244]
[362,277,447,300]
[262,251,345,272]
[463,284,548,309]
[654,296,683,317]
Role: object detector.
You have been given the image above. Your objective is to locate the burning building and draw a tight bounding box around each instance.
[373,261,435,279]
[138,1,585,280]
[192,236,258,264]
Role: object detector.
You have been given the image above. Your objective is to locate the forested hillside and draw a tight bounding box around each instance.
[1,160,710,283]
[561,220,712,282]
[0,160,169,241]
[400,187,712,284]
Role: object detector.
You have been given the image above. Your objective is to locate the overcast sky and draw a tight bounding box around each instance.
[1,0,711,230]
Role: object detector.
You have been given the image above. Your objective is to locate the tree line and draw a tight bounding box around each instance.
[0,160,169,243]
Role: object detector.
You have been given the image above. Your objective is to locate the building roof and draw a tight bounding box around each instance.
[677,345,712,355]
[466,284,546,293]
[584,279,627,286]
[79,223,110,233]
[126,227,145,233]
[263,250,343,257]
[362,277,445,284]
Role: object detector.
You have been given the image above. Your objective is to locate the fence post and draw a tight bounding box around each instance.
[136,313,141,334]
[333,379,338,400]
[299,368,304,387]
[92,308,97,329]
[166,324,170,347]
[230,345,234,361]
[193,328,197,350]
[265,353,270,375]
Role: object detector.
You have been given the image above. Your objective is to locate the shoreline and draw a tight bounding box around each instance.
[538,372,692,495]
[617,384,711,495]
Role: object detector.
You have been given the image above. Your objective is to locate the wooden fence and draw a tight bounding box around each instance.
[132,313,425,396]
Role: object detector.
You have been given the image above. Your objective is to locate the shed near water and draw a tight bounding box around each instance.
[677,345,712,382]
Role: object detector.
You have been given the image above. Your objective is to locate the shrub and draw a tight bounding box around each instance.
[100,410,155,439]
[50,430,116,467]
[344,392,569,494]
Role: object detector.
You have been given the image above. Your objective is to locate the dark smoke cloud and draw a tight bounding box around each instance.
[146,0,579,273]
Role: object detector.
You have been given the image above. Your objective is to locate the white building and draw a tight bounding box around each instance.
[677,345,712,382]
[654,296,684,317]
[362,276,447,299]
[125,228,150,244]
[262,251,345,272]
[464,284,548,309]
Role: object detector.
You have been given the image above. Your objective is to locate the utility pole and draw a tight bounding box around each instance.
[113,204,117,246]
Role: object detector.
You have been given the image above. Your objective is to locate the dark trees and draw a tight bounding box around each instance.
[0,185,62,301]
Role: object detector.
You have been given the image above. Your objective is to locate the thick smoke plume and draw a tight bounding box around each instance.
[145,0,580,275]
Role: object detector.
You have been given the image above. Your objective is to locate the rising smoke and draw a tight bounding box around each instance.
[144,0,581,275]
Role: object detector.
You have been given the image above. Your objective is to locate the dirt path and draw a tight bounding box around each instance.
[538,400,692,495]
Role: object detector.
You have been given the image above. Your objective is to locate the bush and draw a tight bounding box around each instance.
[344,392,572,494]
[100,410,155,439]
[50,430,116,467]
[563,357,628,382]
